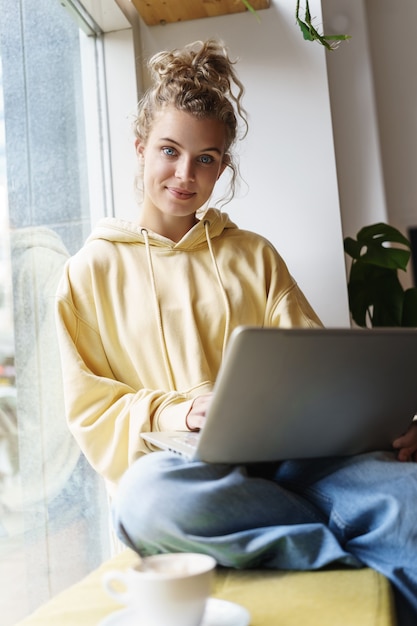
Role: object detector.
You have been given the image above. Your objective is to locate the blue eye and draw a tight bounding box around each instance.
[199,155,214,165]
[162,147,176,157]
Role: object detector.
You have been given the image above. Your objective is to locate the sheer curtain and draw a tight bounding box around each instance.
[0,1,112,623]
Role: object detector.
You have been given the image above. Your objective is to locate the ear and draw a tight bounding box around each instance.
[217,154,230,179]
[135,139,145,158]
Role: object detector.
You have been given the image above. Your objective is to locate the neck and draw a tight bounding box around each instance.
[138,212,198,242]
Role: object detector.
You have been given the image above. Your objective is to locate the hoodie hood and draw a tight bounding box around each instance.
[86,208,237,249]
[86,208,236,390]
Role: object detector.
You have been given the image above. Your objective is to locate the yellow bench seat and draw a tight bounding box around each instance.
[15,549,396,626]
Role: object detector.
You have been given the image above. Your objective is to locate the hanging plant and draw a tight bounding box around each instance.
[241,0,351,50]
[295,0,350,50]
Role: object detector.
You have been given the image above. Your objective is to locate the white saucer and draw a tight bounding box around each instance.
[99,598,251,626]
[201,598,250,626]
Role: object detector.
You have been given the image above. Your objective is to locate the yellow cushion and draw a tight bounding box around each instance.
[15,549,396,626]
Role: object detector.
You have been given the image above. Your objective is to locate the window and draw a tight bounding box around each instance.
[0,1,116,622]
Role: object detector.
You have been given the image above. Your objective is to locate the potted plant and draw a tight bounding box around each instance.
[344,223,417,327]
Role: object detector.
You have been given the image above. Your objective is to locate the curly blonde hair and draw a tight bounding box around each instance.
[133,39,248,203]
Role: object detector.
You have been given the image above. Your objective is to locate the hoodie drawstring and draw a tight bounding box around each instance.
[142,228,175,391]
[141,220,232,389]
[204,219,231,359]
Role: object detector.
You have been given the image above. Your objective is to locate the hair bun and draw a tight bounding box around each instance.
[149,40,240,100]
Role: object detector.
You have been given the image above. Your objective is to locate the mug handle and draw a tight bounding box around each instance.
[102,570,131,605]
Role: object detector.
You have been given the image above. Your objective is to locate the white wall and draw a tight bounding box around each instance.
[321,0,387,241]
[115,0,350,327]
[365,0,417,242]
[321,0,417,289]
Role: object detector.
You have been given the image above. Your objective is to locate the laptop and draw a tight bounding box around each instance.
[141,326,417,463]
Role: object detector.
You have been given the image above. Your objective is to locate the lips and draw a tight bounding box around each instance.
[167,187,195,200]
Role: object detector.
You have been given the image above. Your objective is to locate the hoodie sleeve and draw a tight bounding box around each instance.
[55,263,194,495]
[257,238,323,329]
[269,281,323,328]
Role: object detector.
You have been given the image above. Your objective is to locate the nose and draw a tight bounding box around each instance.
[175,157,195,182]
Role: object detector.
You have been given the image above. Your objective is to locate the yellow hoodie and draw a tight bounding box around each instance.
[55,208,322,496]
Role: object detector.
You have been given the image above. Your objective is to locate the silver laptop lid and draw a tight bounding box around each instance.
[193,326,417,463]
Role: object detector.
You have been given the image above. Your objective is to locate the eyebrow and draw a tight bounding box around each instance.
[160,137,222,155]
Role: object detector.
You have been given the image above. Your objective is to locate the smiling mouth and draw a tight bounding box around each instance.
[167,187,195,200]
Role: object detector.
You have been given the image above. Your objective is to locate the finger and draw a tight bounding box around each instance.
[397,446,417,462]
[396,449,411,462]
[392,437,405,449]
[392,431,412,448]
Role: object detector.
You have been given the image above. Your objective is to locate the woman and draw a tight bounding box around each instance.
[55,39,417,624]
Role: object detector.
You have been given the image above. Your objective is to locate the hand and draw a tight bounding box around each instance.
[392,420,417,462]
[185,393,213,431]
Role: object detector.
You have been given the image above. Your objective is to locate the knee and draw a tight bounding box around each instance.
[119,451,178,499]
[112,452,183,548]
[112,452,237,550]
[116,451,183,509]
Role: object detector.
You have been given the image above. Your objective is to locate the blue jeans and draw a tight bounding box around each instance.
[113,450,417,625]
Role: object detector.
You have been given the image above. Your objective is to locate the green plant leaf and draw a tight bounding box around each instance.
[295,0,351,50]
[402,288,417,327]
[242,1,350,50]
[344,222,417,328]
[323,34,351,43]
[297,18,315,42]
[345,222,411,271]
[357,222,411,248]
[359,246,410,272]
[348,265,405,327]
[343,237,364,260]
[371,283,405,326]
[240,0,261,22]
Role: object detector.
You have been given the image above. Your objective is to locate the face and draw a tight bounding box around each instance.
[136,106,228,239]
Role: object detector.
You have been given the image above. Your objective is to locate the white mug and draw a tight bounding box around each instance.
[102,552,216,626]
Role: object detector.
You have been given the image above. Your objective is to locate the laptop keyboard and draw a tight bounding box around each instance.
[173,432,200,449]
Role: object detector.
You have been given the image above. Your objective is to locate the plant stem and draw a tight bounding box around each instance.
[241,0,350,50]
[296,0,350,50]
